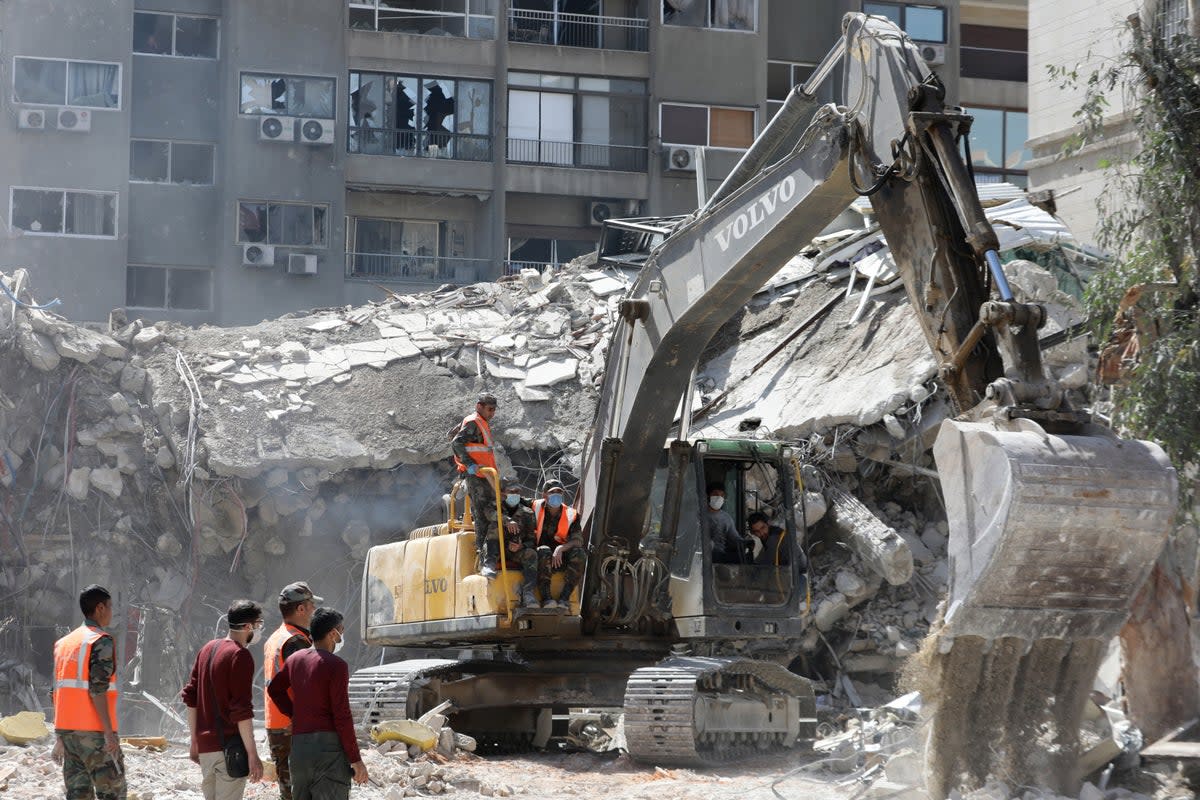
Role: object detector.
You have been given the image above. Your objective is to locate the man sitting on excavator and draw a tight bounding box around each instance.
[705,483,744,564]
[531,480,586,609]
[500,475,541,609]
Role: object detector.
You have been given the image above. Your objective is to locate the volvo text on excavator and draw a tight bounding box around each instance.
[351,13,1177,794]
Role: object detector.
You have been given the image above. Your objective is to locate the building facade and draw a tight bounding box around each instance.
[3,0,974,325]
[1027,0,1194,244]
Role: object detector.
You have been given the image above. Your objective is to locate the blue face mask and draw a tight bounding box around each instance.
[505,494,521,507]
[547,494,564,509]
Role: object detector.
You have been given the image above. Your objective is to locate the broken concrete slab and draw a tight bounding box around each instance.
[524,358,577,388]
[66,468,91,501]
[89,467,123,499]
[16,322,60,372]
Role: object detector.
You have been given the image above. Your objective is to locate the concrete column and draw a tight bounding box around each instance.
[491,7,509,279]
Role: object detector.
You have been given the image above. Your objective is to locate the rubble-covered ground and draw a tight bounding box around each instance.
[2,198,1181,800]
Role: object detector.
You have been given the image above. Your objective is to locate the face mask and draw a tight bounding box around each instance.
[333,634,344,655]
[708,496,725,511]
[547,494,563,509]
[245,630,256,645]
[505,494,521,507]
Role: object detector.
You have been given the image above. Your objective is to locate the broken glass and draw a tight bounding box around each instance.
[14,58,67,105]
[662,0,705,26]
[238,202,268,242]
[130,140,171,182]
[11,189,64,234]
[171,143,215,185]
[175,16,219,58]
[241,74,335,118]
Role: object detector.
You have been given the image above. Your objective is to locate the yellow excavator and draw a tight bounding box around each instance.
[351,12,1177,788]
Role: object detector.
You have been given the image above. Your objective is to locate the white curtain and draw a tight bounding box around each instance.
[68,63,119,107]
[66,193,114,236]
[713,0,754,30]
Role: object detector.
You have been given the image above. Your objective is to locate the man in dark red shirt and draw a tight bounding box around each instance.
[268,607,368,799]
[181,600,265,800]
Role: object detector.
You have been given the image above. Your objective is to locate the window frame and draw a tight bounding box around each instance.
[766,60,817,119]
[661,0,759,33]
[862,1,947,43]
[10,186,119,239]
[129,138,217,186]
[12,56,123,110]
[132,11,220,59]
[659,101,756,151]
[236,199,331,248]
[961,104,1030,185]
[238,71,338,119]
[348,0,497,39]
[125,264,214,311]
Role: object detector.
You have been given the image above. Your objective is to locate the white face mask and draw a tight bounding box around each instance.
[708,496,725,511]
[333,633,344,655]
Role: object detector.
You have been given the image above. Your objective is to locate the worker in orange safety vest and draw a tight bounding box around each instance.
[531,480,586,610]
[451,392,501,577]
[263,581,322,800]
[51,584,126,800]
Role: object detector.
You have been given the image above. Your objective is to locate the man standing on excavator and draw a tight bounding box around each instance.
[532,479,586,609]
[452,392,501,577]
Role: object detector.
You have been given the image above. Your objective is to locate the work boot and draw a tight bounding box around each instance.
[557,584,576,609]
[538,582,552,608]
[520,586,540,608]
[479,542,499,579]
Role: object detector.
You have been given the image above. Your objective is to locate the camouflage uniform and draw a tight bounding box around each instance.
[534,507,587,603]
[451,417,499,556]
[502,502,540,600]
[59,632,126,800]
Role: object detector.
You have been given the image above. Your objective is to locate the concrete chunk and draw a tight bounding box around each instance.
[17,324,60,372]
[89,468,123,499]
[66,468,91,501]
[132,328,164,349]
[524,357,577,387]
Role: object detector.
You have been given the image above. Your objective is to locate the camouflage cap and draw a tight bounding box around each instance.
[279,581,324,604]
[477,392,498,407]
[542,479,565,494]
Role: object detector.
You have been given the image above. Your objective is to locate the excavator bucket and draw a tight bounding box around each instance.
[933,418,1177,644]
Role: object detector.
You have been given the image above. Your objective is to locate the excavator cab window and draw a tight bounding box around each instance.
[702,457,793,607]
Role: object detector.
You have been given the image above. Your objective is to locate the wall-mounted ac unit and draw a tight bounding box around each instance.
[258,115,297,142]
[298,118,335,145]
[919,43,946,66]
[18,108,46,130]
[242,243,275,267]
[588,200,616,227]
[57,107,91,132]
[287,253,318,275]
[664,146,697,172]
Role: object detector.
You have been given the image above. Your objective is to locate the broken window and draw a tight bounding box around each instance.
[863,2,946,43]
[133,12,219,58]
[662,0,756,30]
[506,237,596,270]
[126,265,212,310]
[349,216,444,279]
[660,102,753,149]
[348,71,492,161]
[11,188,117,237]
[130,140,215,185]
[962,106,1030,187]
[349,0,497,39]
[14,57,120,108]
[240,73,335,118]
[238,201,328,247]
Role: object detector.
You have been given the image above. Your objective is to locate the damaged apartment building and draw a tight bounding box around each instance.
[0,0,1028,326]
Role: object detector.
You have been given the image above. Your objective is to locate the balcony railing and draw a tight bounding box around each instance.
[960,47,1028,82]
[348,2,496,39]
[507,8,648,52]
[346,252,493,284]
[506,138,648,172]
[348,127,493,162]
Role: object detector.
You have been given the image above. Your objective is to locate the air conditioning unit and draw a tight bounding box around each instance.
[664,146,697,172]
[298,118,335,145]
[919,43,946,66]
[589,201,616,227]
[18,108,46,130]
[258,115,297,142]
[242,243,276,267]
[56,107,91,132]
[287,253,318,275]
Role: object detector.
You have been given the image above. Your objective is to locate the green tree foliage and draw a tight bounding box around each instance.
[1054,17,1200,473]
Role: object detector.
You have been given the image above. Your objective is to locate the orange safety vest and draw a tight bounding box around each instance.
[453,412,496,473]
[263,622,311,730]
[53,624,118,733]
[533,499,578,545]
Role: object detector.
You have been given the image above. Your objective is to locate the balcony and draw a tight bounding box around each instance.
[348,1,496,39]
[507,8,648,52]
[960,47,1028,83]
[348,127,493,162]
[345,252,493,284]
[506,138,648,172]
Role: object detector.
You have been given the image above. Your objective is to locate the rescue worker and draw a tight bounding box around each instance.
[746,511,789,566]
[532,479,586,609]
[268,607,369,799]
[181,599,265,800]
[51,584,126,800]
[451,392,501,577]
[500,475,540,608]
[263,582,323,800]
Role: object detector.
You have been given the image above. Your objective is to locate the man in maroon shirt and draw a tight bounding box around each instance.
[268,607,368,799]
[182,600,265,800]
